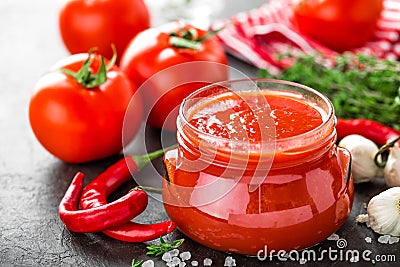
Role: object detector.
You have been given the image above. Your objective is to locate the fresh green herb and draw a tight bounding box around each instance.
[146,236,185,257]
[258,53,400,130]
[131,259,143,267]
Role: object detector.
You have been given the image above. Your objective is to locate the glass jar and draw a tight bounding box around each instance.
[162,79,354,255]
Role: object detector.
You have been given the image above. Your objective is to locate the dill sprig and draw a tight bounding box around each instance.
[259,53,400,130]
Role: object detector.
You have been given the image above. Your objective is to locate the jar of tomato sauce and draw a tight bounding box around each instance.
[162,79,354,255]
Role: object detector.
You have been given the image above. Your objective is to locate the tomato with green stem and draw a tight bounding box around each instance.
[58,0,150,62]
[29,49,143,163]
[292,0,384,52]
[120,22,229,131]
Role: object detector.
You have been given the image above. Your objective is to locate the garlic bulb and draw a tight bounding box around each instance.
[383,145,400,187]
[356,187,400,236]
[338,134,381,183]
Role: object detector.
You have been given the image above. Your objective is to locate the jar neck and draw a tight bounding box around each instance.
[176,115,336,171]
[176,78,336,171]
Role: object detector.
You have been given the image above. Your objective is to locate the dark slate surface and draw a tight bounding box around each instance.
[0,0,398,266]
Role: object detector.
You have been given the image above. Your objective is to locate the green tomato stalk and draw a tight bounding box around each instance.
[60,45,117,88]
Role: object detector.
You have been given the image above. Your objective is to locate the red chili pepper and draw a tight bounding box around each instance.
[58,172,148,233]
[102,221,176,242]
[336,118,400,146]
[80,147,176,242]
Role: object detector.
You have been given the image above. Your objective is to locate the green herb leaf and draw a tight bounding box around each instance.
[259,52,400,130]
[146,236,184,257]
[131,259,143,267]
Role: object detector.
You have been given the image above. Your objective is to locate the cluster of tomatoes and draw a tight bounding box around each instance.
[29,0,384,163]
[28,0,228,163]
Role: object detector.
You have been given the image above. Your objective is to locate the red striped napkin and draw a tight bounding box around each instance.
[213,0,400,74]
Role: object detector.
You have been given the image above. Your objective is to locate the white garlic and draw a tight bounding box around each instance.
[383,145,400,187]
[356,187,400,236]
[338,134,381,183]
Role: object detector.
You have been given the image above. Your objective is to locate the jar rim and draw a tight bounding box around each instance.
[178,78,335,154]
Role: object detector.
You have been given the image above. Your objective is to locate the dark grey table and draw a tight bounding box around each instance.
[0,0,398,266]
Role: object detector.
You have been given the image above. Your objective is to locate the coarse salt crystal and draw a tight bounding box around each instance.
[141,260,155,267]
[389,236,400,244]
[166,262,176,267]
[180,251,191,261]
[179,262,187,267]
[350,256,359,263]
[224,256,236,266]
[162,252,172,262]
[191,260,199,266]
[327,233,339,241]
[170,249,180,257]
[364,237,372,243]
[204,258,213,266]
[172,256,181,265]
[378,235,390,244]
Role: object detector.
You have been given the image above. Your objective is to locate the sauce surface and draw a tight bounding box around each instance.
[188,91,323,142]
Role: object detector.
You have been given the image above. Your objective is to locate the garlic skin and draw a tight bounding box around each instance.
[357,187,400,236]
[338,134,380,183]
[383,145,400,187]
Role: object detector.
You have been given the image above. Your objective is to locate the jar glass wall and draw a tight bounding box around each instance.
[163,79,354,255]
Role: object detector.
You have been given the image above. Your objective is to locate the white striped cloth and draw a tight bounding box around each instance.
[213,0,400,73]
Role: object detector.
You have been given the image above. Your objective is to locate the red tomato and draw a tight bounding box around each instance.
[29,52,143,163]
[292,0,384,52]
[120,22,229,131]
[58,0,150,62]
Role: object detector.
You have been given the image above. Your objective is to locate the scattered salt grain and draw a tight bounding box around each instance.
[162,252,172,262]
[327,233,339,241]
[141,260,154,267]
[166,262,176,267]
[191,260,199,266]
[204,258,213,266]
[179,262,187,267]
[364,237,372,244]
[350,256,359,263]
[224,256,236,267]
[172,256,181,265]
[180,251,192,261]
[389,236,400,244]
[170,249,180,257]
[378,235,390,244]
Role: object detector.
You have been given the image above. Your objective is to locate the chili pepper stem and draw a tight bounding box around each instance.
[374,136,400,168]
[132,144,177,171]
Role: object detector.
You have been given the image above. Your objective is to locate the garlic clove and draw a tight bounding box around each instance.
[357,187,400,236]
[338,134,380,183]
[383,145,400,187]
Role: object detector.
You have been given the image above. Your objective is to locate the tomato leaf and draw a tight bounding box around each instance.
[169,36,202,50]
[85,57,107,88]
[169,26,224,50]
[59,50,111,88]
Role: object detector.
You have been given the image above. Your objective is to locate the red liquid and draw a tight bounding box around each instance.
[163,90,353,255]
[189,91,323,141]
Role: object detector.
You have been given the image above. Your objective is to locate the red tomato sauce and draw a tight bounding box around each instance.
[163,89,353,255]
[188,91,323,141]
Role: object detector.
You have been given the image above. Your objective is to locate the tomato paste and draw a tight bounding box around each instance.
[163,79,353,255]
